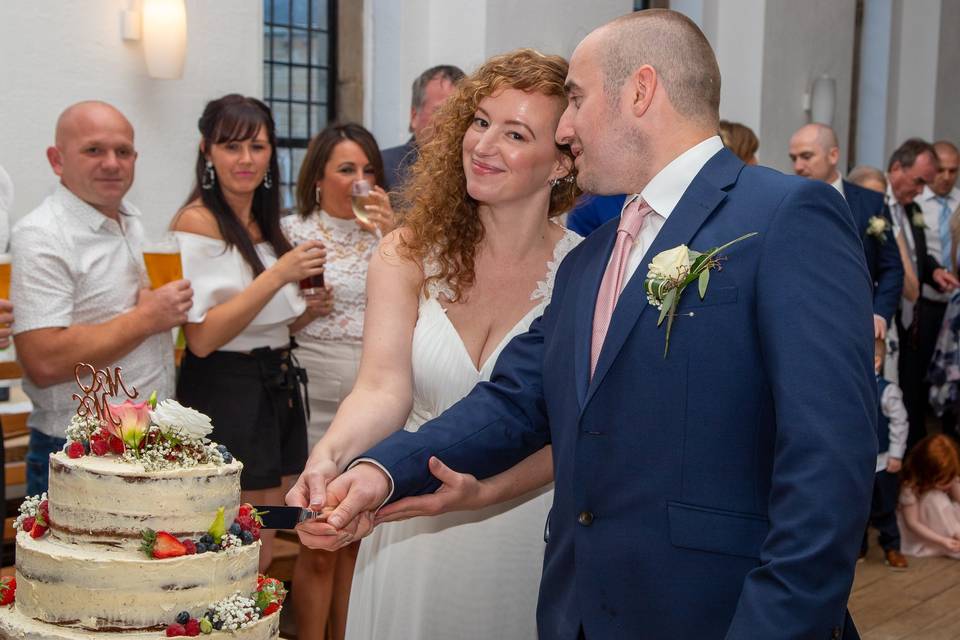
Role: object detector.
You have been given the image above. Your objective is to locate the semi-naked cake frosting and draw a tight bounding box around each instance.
[0,390,285,639]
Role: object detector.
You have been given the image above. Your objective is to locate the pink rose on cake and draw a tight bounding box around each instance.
[107,399,151,449]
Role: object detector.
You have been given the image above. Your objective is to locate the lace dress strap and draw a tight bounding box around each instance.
[531,229,582,302]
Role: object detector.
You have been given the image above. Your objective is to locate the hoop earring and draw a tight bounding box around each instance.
[315,185,322,205]
[201,160,216,190]
[263,171,273,190]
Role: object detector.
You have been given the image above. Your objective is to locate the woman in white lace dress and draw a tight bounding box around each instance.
[281,123,394,640]
[287,49,583,639]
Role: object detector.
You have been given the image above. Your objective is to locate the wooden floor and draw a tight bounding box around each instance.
[849,542,960,639]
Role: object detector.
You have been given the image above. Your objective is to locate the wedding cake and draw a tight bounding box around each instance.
[0,367,286,639]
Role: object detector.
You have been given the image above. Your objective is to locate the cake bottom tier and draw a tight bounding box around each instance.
[16,531,261,630]
[0,605,280,639]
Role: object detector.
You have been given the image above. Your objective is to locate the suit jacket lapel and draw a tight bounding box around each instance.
[582,149,744,409]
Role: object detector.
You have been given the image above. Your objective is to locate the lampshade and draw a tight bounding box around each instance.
[810,75,836,126]
[142,0,187,79]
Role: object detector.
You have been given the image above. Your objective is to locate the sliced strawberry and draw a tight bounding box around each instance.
[0,576,16,605]
[90,438,110,456]
[38,500,49,521]
[21,516,35,533]
[152,531,187,559]
[108,435,125,455]
[29,523,48,539]
[262,602,280,617]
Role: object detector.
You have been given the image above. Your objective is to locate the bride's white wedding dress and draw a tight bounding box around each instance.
[344,228,581,640]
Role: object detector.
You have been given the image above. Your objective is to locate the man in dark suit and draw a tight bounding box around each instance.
[296,10,876,639]
[380,65,464,193]
[789,123,903,337]
[885,139,960,450]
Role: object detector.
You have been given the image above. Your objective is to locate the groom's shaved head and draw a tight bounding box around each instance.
[597,10,720,128]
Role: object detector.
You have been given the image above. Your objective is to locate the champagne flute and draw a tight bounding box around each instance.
[351,180,381,238]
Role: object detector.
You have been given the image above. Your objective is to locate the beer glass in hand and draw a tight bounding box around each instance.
[143,236,183,289]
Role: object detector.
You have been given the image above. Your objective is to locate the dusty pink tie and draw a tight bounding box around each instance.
[590,198,653,377]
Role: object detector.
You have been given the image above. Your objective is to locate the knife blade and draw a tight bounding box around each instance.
[252,505,331,530]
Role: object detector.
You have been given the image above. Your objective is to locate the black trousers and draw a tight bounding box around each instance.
[862,469,901,552]
[898,299,947,451]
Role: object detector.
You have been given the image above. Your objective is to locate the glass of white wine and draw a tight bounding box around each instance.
[351,179,381,238]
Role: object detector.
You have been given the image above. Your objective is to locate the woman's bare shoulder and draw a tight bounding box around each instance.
[171,201,222,239]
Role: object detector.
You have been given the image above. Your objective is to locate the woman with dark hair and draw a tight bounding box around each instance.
[281,123,394,640]
[286,49,583,639]
[172,94,327,570]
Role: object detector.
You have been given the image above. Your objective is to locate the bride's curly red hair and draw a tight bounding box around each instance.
[398,48,581,301]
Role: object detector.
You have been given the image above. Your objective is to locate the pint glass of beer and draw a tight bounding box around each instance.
[142,237,182,289]
[0,254,11,301]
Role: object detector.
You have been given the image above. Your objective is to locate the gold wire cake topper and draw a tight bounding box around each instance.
[72,363,139,427]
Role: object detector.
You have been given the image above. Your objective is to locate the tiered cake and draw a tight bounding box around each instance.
[0,369,284,639]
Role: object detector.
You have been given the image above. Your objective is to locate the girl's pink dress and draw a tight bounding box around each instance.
[897,479,960,558]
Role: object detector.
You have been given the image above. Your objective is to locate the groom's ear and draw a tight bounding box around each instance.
[629,64,657,119]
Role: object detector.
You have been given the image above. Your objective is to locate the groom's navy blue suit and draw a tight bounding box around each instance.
[364,148,877,639]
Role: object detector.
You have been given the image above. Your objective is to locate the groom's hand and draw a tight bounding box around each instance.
[324,462,392,531]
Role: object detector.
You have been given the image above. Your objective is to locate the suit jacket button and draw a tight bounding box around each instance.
[578,511,594,526]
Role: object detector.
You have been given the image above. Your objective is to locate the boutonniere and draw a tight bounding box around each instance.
[866,216,890,242]
[912,211,927,229]
[644,232,758,357]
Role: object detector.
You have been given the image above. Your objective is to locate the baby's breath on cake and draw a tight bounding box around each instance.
[64,414,100,443]
[210,592,260,630]
[13,493,46,530]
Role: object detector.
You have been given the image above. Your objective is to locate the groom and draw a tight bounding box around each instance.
[304,10,877,639]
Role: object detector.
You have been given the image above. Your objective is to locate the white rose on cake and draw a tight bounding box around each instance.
[151,400,214,441]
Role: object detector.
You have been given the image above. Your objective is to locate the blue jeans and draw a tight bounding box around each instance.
[26,429,66,496]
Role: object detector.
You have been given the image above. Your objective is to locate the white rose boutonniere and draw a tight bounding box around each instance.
[866,216,889,242]
[912,210,927,229]
[644,232,758,357]
[151,399,214,441]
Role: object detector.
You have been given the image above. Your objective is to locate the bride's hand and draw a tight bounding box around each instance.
[374,456,494,524]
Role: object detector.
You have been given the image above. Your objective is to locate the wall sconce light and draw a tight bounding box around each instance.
[803,75,836,126]
[121,0,187,80]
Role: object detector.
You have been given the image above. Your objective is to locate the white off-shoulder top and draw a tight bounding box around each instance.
[176,231,305,352]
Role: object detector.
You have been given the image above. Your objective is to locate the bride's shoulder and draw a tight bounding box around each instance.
[367,227,424,291]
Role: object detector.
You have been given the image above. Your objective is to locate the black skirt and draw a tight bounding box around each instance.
[177,340,308,490]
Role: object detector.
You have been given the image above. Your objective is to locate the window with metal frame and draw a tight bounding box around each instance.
[263,0,337,209]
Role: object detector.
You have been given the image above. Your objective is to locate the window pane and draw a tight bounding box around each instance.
[310,105,327,133]
[310,31,327,66]
[311,0,327,30]
[291,67,309,102]
[291,28,309,64]
[311,67,328,104]
[262,62,271,99]
[263,27,273,62]
[282,185,295,211]
[292,0,309,27]
[291,103,309,139]
[263,0,272,21]
[272,103,290,138]
[271,26,291,62]
[271,0,290,25]
[272,64,290,99]
[277,147,293,183]
[292,148,307,182]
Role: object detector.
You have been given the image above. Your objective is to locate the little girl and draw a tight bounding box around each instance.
[898,434,960,558]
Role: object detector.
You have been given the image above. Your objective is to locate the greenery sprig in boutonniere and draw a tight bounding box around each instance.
[643,232,758,357]
[866,216,889,242]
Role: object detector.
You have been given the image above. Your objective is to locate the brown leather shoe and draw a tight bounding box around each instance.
[884,548,909,570]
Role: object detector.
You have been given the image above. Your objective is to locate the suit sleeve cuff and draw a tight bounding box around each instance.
[347,458,395,509]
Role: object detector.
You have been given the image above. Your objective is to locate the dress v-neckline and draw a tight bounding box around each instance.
[430,298,542,375]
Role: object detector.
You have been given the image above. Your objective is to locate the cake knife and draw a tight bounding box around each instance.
[252,505,335,531]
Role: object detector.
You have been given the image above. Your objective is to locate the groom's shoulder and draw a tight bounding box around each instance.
[733,164,848,215]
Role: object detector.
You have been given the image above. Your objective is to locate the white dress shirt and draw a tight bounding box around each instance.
[878,380,909,472]
[11,184,175,437]
[919,184,960,302]
[830,174,844,196]
[614,135,725,293]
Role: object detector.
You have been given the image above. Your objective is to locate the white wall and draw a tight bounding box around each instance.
[365,0,632,149]
[891,0,940,145]
[934,0,960,145]
[0,0,262,241]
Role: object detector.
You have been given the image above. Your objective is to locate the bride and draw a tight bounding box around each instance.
[287,48,582,639]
